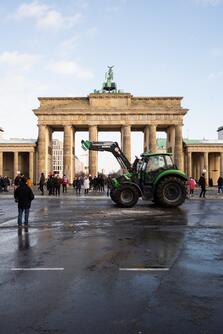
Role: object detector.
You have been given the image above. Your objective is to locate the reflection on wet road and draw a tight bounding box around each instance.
[0,197,223,334]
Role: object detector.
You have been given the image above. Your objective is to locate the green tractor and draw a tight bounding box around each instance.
[81,140,187,208]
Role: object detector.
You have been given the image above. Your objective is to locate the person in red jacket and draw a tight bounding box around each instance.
[62,174,69,193]
[187,177,196,196]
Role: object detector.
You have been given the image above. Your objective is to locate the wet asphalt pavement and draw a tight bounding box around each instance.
[0,196,223,334]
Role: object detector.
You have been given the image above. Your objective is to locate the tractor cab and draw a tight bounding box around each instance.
[137,153,177,199]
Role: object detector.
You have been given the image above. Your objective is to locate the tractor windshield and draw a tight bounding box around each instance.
[146,156,166,172]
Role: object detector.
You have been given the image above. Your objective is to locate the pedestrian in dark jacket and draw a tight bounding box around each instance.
[39,172,45,195]
[14,177,34,228]
[198,173,206,198]
[217,176,223,193]
[75,177,82,194]
[54,176,61,196]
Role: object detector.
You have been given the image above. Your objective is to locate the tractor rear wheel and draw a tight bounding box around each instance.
[115,184,139,208]
[155,176,187,207]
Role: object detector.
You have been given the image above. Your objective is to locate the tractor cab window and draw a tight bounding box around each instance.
[165,155,173,167]
[136,159,143,173]
[146,156,165,172]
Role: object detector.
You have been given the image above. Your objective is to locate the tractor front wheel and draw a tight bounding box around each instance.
[155,177,187,207]
[110,188,119,204]
[115,185,139,208]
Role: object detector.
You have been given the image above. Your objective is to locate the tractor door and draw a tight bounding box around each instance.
[141,155,166,199]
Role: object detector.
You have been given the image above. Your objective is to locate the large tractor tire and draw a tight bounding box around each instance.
[155,176,187,207]
[115,184,139,208]
[110,188,119,204]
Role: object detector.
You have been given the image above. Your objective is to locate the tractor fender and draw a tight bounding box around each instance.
[121,181,143,197]
[154,170,188,188]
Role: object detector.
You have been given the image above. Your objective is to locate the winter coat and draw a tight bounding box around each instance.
[188,178,196,190]
[27,178,33,187]
[76,179,82,189]
[217,177,223,187]
[198,175,206,188]
[84,178,90,190]
[14,184,34,209]
[63,177,68,185]
[39,175,45,185]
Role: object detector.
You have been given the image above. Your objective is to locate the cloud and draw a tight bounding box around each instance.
[15,1,82,30]
[0,51,41,70]
[195,0,223,6]
[0,74,48,138]
[47,60,94,79]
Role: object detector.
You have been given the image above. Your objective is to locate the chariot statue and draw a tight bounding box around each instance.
[102,66,117,92]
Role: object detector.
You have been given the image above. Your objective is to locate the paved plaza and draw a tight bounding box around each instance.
[0,193,223,334]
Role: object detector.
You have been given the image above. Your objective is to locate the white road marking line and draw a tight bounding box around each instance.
[11,268,64,271]
[119,267,169,271]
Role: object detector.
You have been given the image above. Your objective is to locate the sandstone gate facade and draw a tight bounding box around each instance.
[34,93,188,182]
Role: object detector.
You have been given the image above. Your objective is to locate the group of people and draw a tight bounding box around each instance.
[0,176,10,192]
[38,173,69,196]
[72,174,113,196]
[187,174,223,198]
[37,173,113,196]
[187,174,208,198]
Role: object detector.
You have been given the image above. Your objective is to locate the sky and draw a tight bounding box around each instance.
[0,0,223,172]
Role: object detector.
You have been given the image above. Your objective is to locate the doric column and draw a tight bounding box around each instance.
[14,151,19,179]
[174,125,183,170]
[220,152,223,176]
[29,151,34,181]
[204,151,209,182]
[48,127,53,174]
[89,125,98,177]
[187,152,192,177]
[63,125,74,183]
[0,151,3,176]
[121,125,131,162]
[200,153,204,176]
[167,125,175,154]
[144,125,150,152]
[37,125,48,180]
[149,125,157,153]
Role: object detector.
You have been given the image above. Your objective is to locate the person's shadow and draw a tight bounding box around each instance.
[17,228,30,250]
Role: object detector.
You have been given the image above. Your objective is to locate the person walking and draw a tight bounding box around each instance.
[62,174,68,193]
[39,172,45,195]
[106,175,112,197]
[14,173,22,190]
[14,177,34,229]
[54,175,61,196]
[188,177,196,196]
[84,176,90,195]
[72,177,76,193]
[47,175,54,196]
[217,176,223,193]
[198,173,206,198]
[75,176,82,195]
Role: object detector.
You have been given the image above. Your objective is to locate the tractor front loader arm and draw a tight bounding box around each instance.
[81,140,132,172]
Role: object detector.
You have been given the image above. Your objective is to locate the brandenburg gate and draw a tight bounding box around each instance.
[34,93,188,181]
